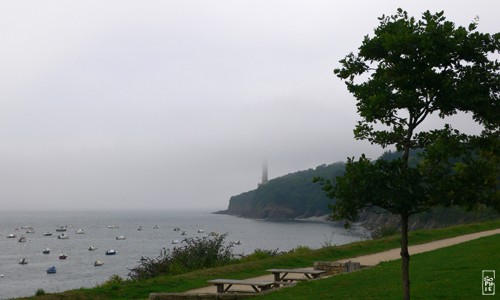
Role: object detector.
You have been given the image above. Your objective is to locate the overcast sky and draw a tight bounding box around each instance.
[0,1,498,211]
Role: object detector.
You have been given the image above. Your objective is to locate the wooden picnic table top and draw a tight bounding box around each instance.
[267,268,326,274]
[208,279,275,285]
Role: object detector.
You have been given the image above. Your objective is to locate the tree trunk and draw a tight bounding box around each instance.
[401,214,411,300]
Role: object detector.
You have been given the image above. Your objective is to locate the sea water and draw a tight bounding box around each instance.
[0,210,367,299]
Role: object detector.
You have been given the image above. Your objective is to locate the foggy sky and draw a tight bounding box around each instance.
[1,1,498,211]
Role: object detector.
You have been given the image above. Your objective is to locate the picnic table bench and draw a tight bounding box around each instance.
[267,268,326,282]
[207,279,276,293]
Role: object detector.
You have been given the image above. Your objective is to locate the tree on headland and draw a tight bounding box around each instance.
[315,9,499,300]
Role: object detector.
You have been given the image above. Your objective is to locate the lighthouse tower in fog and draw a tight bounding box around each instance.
[261,160,268,186]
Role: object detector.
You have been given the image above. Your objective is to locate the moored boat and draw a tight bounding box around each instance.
[7,233,16,238]
[88,245,97,251]
[58,233,69,239]
[43,248,50,254]
[47,266,56,274]
[115,235,126,240]
[94,259,104,266]
[108,224,119,229]
[75,229,85,234]
[18,236,27,243]
[42,232,53,236]
[56,226,67,232]
[19,258,28,265]
[105,249,117,255]
[59,253,67,259]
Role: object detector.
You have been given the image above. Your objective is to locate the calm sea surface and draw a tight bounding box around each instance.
[0,210,367,299]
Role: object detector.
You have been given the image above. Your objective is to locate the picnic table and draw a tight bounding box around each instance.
[207,279,275,293]
[267,268,326,282]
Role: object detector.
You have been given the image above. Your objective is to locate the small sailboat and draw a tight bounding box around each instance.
[19,258,28,265]
[47,266,57,274]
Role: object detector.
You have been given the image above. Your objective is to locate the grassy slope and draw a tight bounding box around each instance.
[20,220,500,299]
[260,234,500,300]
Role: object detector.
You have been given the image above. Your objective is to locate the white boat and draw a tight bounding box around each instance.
[171,239,180,244]
[18,236,27,243]
[197,229,204,233]
[7,234,16,238]
[75,229,85,234]
[88,245,97,251]
[19,258,28,265]
[116,235,126,240]
[26,229,36,234]
[58,233,69,239]
[105,249,117,255]
[59,253,67,259]
[108,224,119,229]
[173,227,180,231]
[43,248,50,254]
[181,231,187,236]
[55,226,67,232]
[42,232,53,236]
[94,259,104,266]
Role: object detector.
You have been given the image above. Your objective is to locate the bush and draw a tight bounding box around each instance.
[35,288,46,296]
[240,248,283,262]
[97,274,126,289]
[128,233,235,280]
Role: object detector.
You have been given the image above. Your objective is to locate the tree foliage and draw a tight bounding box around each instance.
[318,8,499,299]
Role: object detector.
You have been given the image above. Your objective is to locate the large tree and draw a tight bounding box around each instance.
[317,9,499,299]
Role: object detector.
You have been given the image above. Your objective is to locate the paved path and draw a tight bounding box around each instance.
[185,228,500,294]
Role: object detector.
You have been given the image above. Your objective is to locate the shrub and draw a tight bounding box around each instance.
[97,274,126,288]
[128,233,235,280]
[35,288,46,296]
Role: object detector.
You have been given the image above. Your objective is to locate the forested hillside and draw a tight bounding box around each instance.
[218,162,345,219]
[218,151,499,229]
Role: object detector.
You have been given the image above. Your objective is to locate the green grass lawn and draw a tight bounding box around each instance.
[19,220,499,299]
[259,234,500,300]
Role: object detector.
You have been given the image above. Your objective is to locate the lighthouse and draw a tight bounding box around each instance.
[261,160,268,186]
